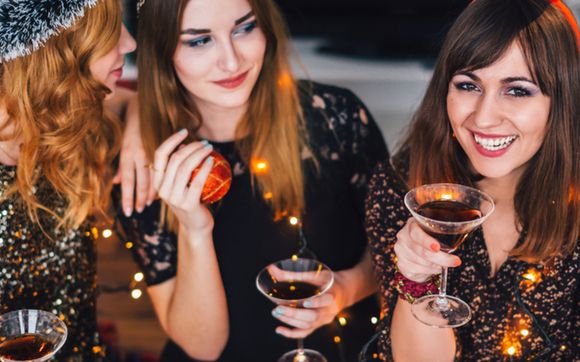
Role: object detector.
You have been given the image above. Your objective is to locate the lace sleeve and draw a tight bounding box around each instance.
[113,193,178,286]
[365,160,410,361]
[307,83,389,218]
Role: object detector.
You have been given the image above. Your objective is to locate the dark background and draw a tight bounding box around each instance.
[276,0,468,59]
[125,0,469,60]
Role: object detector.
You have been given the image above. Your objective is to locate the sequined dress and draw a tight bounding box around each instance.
[0,165,105,361]
[118,81,389,361]
[365,160,579,361]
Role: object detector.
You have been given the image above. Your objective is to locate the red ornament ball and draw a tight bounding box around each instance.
[190,150,232,204]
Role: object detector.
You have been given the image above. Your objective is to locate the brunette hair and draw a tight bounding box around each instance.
[395,0,580,260]
[0,0,122,230]
[137,0,306,230]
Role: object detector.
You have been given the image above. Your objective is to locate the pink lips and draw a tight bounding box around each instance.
[111,65,124,79]
[471,131,515,158]
[213,71,249,89]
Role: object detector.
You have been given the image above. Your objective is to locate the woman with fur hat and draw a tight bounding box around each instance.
[0,0,135,359]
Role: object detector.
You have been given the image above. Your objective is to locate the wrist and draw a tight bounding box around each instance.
[179,225,213,249]
[394,271,439,304]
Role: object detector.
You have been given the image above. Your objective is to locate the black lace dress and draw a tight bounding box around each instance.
[117,81,389,361]
[0,165,106,361]
[365,160,579,361]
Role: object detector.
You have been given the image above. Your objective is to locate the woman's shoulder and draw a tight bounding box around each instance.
[298,80,366,114]
[297,80,384,152]
[368,159,408,198]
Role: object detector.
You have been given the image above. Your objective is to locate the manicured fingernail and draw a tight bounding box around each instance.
[179,128,188,135]
[303,301,313,308]
[200,139,209,145]
[205,156,214,165]
[124,207,132,217]
[275,329,283,335]
[146,200,153,207]
[454,258,462,267]
[273,307,284,316]
[430,242,440,252]
[204,143,213,150]
[136,207,143,213]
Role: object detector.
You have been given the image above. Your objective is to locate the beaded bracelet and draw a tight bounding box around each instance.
[393,271,440,304]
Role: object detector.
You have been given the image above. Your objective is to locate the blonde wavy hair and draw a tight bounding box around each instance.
[137,0,306,231]
[0,0,122,231]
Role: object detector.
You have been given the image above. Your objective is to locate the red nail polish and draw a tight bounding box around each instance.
[454,258,462,267]
[430,243,440,252]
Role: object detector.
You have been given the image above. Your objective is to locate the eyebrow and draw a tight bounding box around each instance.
[454,71,536,85]
[181,11,254,35]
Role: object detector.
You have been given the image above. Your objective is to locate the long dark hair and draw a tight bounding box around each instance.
[395,0,580,261]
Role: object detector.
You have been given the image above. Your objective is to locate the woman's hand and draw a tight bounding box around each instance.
[394,218,461,282]
[271,271,350,339]
[114,97,156,216]
[153,129,214,235]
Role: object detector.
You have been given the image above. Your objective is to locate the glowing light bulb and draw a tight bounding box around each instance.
[523,273,536,282]
[133,272,144,282]
[333,336,341,344]
[338,317,347,326]
[371,317,378,324]
[289,216,299,225]
[102,229,113,238]
[520,329,529,337]
[131,289,142,299]
[507,346,516,356]
[125,241,133,249]
[251,159,269,174]
[291,254,298,261]
[440,193,453,200]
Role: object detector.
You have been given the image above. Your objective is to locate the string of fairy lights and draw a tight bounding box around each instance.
[96,157,566,360]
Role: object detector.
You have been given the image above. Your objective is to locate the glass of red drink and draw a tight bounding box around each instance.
[256,257,334,362]
[0,309,67,362]
[404,183,494,328]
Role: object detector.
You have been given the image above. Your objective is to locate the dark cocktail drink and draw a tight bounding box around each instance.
[417,200,482,252]
[0,334,55,360]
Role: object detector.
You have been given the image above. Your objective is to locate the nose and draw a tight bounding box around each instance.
[472,91,504,129]
[218,39,241,74]
[119,25,137,55]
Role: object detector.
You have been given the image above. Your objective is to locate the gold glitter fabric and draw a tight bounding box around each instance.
[365,160,579,361]
[0,165,106,361]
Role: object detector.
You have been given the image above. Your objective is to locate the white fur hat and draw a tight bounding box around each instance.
[0,0,99,63]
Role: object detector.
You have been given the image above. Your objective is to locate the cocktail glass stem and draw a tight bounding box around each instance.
[294,339,306,362]
[433,266,450,310]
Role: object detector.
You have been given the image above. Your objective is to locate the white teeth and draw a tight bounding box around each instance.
[473,134,517,151]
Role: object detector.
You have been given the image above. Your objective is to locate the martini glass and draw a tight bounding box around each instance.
[0,309,67,362]
[404,183,494,328]
[257,258,334,362]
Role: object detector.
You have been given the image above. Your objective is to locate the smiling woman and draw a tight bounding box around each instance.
[365,0,579,361]
[446,42,551,180]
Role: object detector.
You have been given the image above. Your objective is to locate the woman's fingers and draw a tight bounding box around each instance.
[395,219,462,281]
[400,219,460,266]
[273,306,318,324]
[119,160,136,216]
[184,155,214,205]
[134,161,151,212]
[275,326,313,340]
[301,293,334,309]
[157,142,205,199]
[153,129,189,189]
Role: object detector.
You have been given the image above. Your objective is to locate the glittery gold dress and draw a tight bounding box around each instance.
[0,165,106,361]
